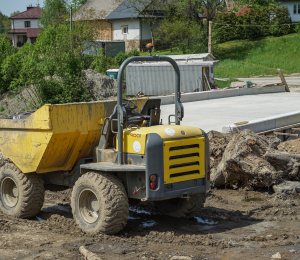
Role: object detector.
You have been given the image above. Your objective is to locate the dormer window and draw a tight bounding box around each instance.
[25,21,31,28]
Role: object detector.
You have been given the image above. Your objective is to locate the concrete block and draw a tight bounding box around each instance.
[157,84,285,105]
[181,92,209,103]
[262,85,285,94]
[223,118,276,133]
[157,95,175,105]
[208,89,239,100]
[273,85,285,93]
[275,111,300,128]
[252,87,263,95]
[238,88,253,96]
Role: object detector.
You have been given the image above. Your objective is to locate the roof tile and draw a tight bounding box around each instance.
[9,6,42,19]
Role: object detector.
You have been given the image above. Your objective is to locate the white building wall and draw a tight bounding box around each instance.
[12,19,39,29]
[113,19,140,41]
[141,21,159,40]
[280,2,300,22]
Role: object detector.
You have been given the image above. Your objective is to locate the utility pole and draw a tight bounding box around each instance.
[208,21,212,54]
[70,6,72,32]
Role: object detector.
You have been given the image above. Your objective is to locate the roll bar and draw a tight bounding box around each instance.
[116,56,184,164]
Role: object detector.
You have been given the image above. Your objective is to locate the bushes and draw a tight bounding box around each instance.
[213,6,292,43]
[1,23,93,107]
[0,37,17,93]
[115,49,140,66]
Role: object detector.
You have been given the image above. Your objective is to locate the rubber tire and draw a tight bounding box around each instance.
[0,162,45,218]
[154,193,206,218]
[71,172,129,235]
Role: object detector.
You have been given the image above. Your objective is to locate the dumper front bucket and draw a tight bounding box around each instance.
[0,99,148,174]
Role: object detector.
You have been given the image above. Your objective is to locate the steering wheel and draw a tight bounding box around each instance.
[122,99,137,111]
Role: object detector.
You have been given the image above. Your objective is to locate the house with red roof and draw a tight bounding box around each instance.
[9,6,42,47]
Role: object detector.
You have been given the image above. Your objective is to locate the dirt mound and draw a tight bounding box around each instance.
[0,88,38,119]
[82,69,120,100]
[0,70,120,118]
[210,129,300,189]
[208,131,232,170]
[278,138,300,154]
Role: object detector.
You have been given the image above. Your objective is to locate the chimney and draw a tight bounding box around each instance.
[27,6,34,10]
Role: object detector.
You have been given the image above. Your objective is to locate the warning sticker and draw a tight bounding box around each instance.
[133,141,141,153]
[164,128,176,137]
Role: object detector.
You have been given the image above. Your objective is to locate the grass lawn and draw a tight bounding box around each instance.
[214,33,300,78]
[140,33,300,78]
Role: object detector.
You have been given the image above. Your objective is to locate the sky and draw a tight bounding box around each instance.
[1,0,44,17]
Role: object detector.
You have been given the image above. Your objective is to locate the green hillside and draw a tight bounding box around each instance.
[141,33,300,78]
[214,33,300,78]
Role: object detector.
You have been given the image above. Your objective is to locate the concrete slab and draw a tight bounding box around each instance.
[160,92,300,133]
[153,85,285,105]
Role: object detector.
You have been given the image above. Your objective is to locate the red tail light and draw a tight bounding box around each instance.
[207,172,210,180]
[150,182,157,190]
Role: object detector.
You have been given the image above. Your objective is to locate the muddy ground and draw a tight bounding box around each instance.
[1,188,300,260]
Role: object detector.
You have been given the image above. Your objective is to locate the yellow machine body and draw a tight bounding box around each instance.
[0,99,147,174]
[116,125,206,184]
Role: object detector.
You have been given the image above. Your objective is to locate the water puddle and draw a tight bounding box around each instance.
[129,207,152,215]
[194,217,217,225]
[141,220,157,228]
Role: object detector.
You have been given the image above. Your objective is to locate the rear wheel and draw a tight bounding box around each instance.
[71,172,129,235]
[0,162,45,218]
[154,193,206,218]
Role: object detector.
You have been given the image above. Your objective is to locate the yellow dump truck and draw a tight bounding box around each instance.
[0,56,210,235]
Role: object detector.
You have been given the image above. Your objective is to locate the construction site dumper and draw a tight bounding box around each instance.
[0,56,210,235]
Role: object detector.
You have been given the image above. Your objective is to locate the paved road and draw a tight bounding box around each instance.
[237,77,300,85]
[160,92,300,133]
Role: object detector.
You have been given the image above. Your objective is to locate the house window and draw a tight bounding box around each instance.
[123,26,128,34]
[298,4,300,14]
[24,21,31,28]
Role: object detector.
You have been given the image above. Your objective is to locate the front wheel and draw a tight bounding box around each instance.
[154,193,206,218]
[71,172,129,235]
[0,162,45,218]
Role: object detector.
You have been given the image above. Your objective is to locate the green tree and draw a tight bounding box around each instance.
[39,0,68,28]
[10,10,20,16]
[0,37,17,93]
[154,0,221,52]
[234,0,279,7]
[71,0,88,10]
[1,23,95,106]
[0,11,10,36]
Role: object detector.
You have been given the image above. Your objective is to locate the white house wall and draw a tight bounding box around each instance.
[140,21,159,40]
[12,19,39,29]
[113,19,140,41]
[280,2,300,22]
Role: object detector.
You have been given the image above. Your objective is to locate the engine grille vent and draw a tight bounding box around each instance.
[163,137,205,184]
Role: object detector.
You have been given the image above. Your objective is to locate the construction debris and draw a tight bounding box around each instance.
[82,69,119,100]
[273,180,300,194]
[135,91,145,98]
[278,138,300,154]
[79,246,102,260]
[209,129,300,189]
